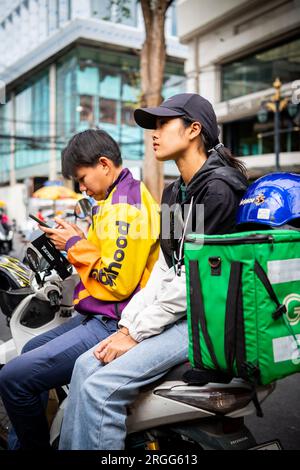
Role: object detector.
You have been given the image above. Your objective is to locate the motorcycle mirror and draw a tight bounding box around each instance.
[74,198,92,220]
[26,247,40,273]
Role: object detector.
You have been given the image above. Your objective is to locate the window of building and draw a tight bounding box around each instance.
[121,104,135,126]
[121,70,138,126]
[47,0,59,34]
[78,65,99,95]
[222,35,300,101]
[99,98,117,124]
[115,0,137,27]
[162,74,185,99]
[91,0,112,20]
[0,100,11,183]
[223,107,300,157]
[13,70,50,170]
[166,2,177,37]
[59,0,71,25]
[171,3,177,36]
[90,0,137,26]
[79,95,94,123]
[99,69,121,99]
[223,117,260,157]
[57,53,78,138]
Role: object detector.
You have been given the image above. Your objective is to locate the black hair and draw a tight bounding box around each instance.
[61,129,122,179]
[181,117,247,177]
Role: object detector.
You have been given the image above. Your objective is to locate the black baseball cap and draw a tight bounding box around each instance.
[134,93,220,146]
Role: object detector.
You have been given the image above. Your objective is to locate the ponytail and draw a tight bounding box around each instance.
[208,139,247,177]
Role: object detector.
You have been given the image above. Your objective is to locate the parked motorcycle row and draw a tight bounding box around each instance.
[0,198,282,451]
[0,208,14,255]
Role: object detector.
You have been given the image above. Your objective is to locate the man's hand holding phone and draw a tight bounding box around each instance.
[38,217,85,251]
[29,213,52,228]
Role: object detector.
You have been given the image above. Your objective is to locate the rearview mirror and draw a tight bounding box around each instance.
[26,247,41,273]
[74,198,92,220]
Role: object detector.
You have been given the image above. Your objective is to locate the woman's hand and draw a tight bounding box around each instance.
[94,329,138,364]
[39,217,84,251]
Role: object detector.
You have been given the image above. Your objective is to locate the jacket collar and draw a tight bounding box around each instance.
[105,168,131,199]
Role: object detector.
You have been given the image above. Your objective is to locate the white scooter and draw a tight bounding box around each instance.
[0,202,280,451]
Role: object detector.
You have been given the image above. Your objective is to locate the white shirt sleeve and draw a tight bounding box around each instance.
[119,250,187,342]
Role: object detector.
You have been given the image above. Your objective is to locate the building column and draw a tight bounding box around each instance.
[49,63,57,181]
[198,64,221,106]
[184,39,199,93]
[9,92,16,187]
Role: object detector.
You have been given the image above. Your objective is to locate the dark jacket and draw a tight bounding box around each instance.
[160,151,248,268]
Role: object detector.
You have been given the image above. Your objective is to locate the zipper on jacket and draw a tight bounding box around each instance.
[185,234,274,245]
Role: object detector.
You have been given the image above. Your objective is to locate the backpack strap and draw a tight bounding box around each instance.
[254,261,286,320]
[225,261,264,417]
[189,260,220,371]
[255,261,300,355]
[224,261,246,376]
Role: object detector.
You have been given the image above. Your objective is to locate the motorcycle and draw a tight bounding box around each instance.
[0,221,13,255]
[0,201,280,451]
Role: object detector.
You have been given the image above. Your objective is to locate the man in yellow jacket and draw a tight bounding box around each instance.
[0,129,159,449]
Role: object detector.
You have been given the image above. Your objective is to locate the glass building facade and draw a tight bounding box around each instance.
[222,35,300,101]
[0,99,11,183]
[221,34,300,158]
[15,71,50,169]
[0,1,178,72]
[0,70,51,183]
[223,109,300,157]
[0,45,184,183]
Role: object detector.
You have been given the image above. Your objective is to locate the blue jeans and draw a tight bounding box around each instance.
[0,314,117,449]
[59,319,188,450]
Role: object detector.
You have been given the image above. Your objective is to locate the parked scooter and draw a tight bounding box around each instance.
[0,199,89,361]
[0,222,13,255]
[0,200,280,451]
[0,254,78,363]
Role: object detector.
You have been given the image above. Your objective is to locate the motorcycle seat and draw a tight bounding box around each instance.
[139,362,191,392]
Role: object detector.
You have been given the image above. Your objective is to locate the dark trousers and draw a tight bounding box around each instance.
[0,314,117,449]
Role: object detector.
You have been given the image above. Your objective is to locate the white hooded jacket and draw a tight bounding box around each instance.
[118,249,187,342]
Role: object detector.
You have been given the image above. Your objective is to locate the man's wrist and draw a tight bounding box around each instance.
[65,235,83,252]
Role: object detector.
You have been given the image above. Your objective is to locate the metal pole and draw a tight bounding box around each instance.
[274,99,280,171]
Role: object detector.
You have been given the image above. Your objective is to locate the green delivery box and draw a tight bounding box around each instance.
[184,230,300,385]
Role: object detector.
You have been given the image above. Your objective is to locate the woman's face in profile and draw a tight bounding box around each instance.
[151,117,192,162]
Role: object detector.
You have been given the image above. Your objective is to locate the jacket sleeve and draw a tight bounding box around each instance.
[119,249,187,342]
[66,203,159,302]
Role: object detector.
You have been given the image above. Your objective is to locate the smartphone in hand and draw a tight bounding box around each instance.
[29,213,52,228]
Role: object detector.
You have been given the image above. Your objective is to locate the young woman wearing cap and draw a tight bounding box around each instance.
[59,93,248,450]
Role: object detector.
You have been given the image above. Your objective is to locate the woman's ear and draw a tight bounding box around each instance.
[189,121,202,140]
